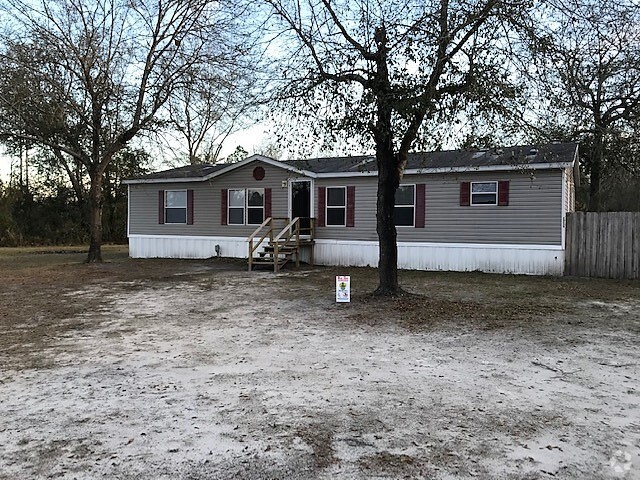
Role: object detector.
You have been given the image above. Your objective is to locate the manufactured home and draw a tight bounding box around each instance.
[124,143,579,275]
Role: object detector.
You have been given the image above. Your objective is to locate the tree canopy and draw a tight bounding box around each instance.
[0,0,255,261]
[263,0,534,294]
[530,0,640,211]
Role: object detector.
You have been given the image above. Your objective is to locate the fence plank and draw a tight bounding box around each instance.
[565,212,640,279]
[581,212,588,277]
[635,214,640,279]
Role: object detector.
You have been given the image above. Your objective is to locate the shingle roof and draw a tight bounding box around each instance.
[283,155,375,174]
[133,163,227,180]
[283,143,577,173]
[126,143,577,182]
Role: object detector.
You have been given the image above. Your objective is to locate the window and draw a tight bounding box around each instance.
[326,187,346,226]
[471,182,498,205]
[165,190,187,224]
[228,188,265,225]
[228,189,245,225]
[247,189,265,225]
[394,184,415,227]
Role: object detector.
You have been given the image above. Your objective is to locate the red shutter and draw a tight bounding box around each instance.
[158,190,165,224]
[221,189,228,225]
[415,183,425,228]
[187,189,194,225]
[460,182,470,206]
[317,186,326,227]
[264,188,272,219]
[498,180,510,206]
[346,186,355,227]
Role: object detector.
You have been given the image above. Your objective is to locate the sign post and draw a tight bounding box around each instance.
[336,275,351,303]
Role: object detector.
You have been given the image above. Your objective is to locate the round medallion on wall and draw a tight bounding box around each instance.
[253,166,265,181]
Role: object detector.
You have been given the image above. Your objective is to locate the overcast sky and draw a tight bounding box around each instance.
[0,124,271,183]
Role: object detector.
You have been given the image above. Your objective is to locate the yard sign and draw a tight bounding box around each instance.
[336,275,351,303]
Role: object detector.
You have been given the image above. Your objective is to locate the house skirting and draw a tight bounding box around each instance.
[128,235,565,276]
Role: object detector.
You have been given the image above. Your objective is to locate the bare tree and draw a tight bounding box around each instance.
[0,0,247,261]
[263,0,532,295]
[533,0,640,211]
[168,53,258,165]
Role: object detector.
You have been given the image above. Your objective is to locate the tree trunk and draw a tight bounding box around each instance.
[372,25,403,296]
[375,144,401,295]
[87,172,104,263]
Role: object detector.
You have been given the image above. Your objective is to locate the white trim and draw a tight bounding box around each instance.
[561,169,566,250]
[128,235,251,259]
[227,187,267,226]
[572,148,581,187]
[311,240,564,275]
[127,235,564,275]
[129,234,247,241]
[314,239,564,250]
[246,187,266,226]
[227,188,245,225]
[124,159,577,184]
[128,235,563,250]
[313,162,576,178]
[123,155,315,184]
[395,184,416,227]
[213,155,316,180]
[470,181,498,206]
[288,178,314,223]
[123,176,206,184]
[127,184,130,237]
[325,186,347,227]
[164,189,188,224]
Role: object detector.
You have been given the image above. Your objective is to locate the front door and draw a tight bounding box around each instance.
[290,180,312,235]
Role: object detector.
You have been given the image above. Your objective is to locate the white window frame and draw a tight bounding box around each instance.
[228,188,265,225]
[246,188,265,225]
[228,189,246,225]
[165,189,187,224]
[394,184,415,227]
[325,186,347,227]
[470,181,498,206]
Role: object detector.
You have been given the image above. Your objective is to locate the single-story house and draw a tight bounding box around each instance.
[124,142,579,275]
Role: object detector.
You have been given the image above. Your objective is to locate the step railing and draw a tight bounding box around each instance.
[247,217,315,272]
[247,217,287,271]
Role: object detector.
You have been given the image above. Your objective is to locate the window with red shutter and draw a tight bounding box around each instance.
[498,181,510,206]
[394,185,415,226]
[264,188,272,219]
[186,189,194,225]
[325,186,345,226]
[221,189,228,225]
[470,182,497,205]
[346,185,355,227]
[158,190,165,224]
[317,186,326,227]
[415,184,425,228]
[460,182,471,206]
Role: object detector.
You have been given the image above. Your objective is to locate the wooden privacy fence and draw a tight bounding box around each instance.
[565,212,640,279]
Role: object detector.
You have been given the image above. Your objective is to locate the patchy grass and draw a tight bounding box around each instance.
[0,249,639,479]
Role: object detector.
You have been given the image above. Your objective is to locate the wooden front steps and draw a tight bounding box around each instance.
[247,217,315,272]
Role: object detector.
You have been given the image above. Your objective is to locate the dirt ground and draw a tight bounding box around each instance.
[0,246,639,479]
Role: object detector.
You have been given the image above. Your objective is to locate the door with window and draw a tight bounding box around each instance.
[290,180,312,235]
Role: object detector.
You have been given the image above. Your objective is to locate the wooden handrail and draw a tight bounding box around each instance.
[248,217,315,272]
[247,217,272,242]
[248,217,275,271]
[274,217,300,242]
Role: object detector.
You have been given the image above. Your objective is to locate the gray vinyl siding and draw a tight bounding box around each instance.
[315,169,563,245]
[128,161,307,236]
[129,182,214,236]
[129,161,563,245]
